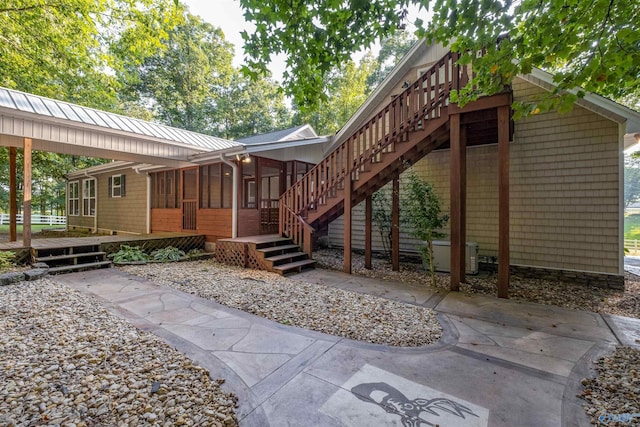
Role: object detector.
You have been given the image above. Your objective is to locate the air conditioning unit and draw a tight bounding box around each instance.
[427,240,479,275]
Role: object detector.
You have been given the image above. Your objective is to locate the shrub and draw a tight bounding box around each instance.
[402,170,449,287]
[0,251,16,272]
[151,246,185,262]
[108,245,149,263]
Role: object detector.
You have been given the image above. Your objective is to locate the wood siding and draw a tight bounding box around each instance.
[151,209,181,233]
[238,209,260,237]
[329,77,621,275]
[198,209,232,241]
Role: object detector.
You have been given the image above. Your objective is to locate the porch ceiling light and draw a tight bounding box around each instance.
[236,153,251,163]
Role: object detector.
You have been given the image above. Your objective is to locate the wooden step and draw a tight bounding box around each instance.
[35,251,106,262]
[254,237,294,250]
[273,259,316,276]
[256,244,300,256]
[265,252,308,265]
[48,261,112,275]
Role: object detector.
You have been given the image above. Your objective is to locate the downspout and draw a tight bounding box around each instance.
[83,172,97,234]
[220,154,238,238]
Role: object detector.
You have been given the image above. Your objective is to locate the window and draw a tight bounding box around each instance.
[68,181,79,216]
[82,179,96,216]
[151,171,179,208]
[242,161,256,208]
[109,174,126,198]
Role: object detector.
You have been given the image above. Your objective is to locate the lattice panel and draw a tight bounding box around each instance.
[216,241,246,267]
[246,250,266,270]
[102,235,205,256]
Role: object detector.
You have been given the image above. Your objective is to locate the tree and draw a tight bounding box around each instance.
[216,71,291,139]
[402,170,448,287]
[625,155,640,210]
[0,0,180,111]
[124,11,234,134]
[239,0,640,116]
[366,30,417,91]
[294,54,377,135]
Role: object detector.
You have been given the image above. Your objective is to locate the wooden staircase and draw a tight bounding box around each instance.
[34,244,112,274]
[216,235,315,276]
[280,51,471,254]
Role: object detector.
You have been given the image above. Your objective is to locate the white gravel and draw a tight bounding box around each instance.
[580,346,640,426]
[0,278,238,427]
[119,261,442,347]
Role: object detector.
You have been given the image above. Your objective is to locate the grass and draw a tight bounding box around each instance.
[0,224,60,234]
[624,214,640,240]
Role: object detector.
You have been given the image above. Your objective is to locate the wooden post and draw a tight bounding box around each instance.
[392,177,400,271]
[497,106,510,298]
[460,124,467,284]
[23,138,32,248]
[449,113,462,290]
[9,147,17,242]
[344,140,352,274]
[365,194,372,269]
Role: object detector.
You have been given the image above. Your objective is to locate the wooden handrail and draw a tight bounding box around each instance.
[280,50,465,254]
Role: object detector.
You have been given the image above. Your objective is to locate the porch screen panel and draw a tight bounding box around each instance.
[222,164,232,208]
[210,165,221,208]
[151,171,179,208]
[199,167,209,208]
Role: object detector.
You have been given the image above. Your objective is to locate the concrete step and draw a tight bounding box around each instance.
[273,259,316,276]
[48,261,112,275]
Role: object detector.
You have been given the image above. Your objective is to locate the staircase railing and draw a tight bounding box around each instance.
[280,51,468,254]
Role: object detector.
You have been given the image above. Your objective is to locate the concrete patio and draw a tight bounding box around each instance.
[57,268,639,426]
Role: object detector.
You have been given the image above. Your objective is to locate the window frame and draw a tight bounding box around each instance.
[111,174,122,198]
[82,178,96,217]
[68,181,79,216]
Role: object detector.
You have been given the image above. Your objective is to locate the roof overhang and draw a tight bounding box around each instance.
[520,69,640,134]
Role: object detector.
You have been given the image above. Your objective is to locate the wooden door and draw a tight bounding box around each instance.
[182,168,197,231]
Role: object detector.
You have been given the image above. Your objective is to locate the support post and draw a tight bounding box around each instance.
[449,113,464,290]
[497,106,510,298]
[344,141,352,274]
[9,147,17,242]
[23,138,32,248]
[365,194,372,269]
[392,177,400,271]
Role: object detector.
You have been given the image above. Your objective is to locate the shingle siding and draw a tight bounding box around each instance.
[329,77,621,275]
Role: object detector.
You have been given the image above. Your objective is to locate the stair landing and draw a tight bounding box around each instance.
[216,235,315,276]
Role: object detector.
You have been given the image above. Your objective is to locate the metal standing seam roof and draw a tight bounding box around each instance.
[237,124,312,144]
[0,87,242,152]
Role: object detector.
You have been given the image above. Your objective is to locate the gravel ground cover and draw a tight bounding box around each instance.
[580,346,640,426]
[313,249,640,319]
[120,261,442,347]
[0,278,238,427]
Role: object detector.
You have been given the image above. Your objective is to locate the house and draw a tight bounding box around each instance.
[4,39,638,292]
[314,42,640,289]
[64,124,329,240]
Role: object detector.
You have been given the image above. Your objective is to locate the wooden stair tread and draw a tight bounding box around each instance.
[48,261,112,274]
[35,251,106,262]
[273,259,316,270]
[256,244,299,255]
[265,252,307,262]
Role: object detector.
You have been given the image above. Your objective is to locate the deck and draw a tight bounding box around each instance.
[0,232,206,264]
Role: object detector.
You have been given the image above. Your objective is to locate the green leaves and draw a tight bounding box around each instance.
[240,0,640,116]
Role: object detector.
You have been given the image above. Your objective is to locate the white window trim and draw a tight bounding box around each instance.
[111,174,122,198]
[68,181,79,216]
[82,178,96,217]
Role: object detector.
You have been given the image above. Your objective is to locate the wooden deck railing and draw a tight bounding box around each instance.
[279,51,468,254]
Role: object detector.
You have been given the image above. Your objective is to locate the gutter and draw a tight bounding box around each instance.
[219,154,239,238]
